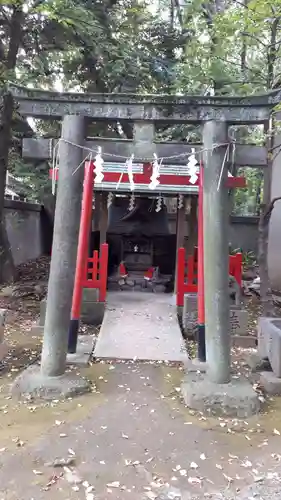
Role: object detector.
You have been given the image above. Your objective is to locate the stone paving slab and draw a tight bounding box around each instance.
[94,292,188,362]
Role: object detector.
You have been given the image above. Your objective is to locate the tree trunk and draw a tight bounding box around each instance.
[0,91,16,283]
[0,3,24,283]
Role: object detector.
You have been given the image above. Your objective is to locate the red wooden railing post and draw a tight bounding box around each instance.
[187,255,195,286]
[176,247,186,307]
[68,161,94,353]
[197,161,206,361]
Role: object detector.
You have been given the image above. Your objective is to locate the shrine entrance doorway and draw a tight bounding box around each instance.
[105,195,177,292]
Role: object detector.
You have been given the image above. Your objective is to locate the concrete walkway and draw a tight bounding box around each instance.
[94,291,188,362]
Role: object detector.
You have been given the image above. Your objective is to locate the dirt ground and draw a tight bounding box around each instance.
[0,258,281,499]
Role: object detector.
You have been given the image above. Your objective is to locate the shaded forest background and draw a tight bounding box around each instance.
[0,0,281,283]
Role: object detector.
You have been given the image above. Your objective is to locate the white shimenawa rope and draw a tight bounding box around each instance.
[50,139,234,195]
[217,143,230,191]
[51,138,231,164]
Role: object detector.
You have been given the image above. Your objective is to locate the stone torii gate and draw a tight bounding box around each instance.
[10,83,279,400]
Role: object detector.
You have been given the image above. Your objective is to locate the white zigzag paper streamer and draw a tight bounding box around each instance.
[94,147,104,183]
[149,153,160,190]
[187,148,199,185]
[126,154,135,191]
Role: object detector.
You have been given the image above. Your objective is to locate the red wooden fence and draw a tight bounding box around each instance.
[82,243,109,302]
[176,247,242,307]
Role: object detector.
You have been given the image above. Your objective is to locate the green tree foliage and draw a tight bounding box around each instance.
[1,0,281,282]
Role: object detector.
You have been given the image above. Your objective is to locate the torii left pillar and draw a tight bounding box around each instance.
[41,115,85,377]
[203,121,230,384]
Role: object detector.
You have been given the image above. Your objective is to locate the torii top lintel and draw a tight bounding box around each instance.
[10,83,281,124]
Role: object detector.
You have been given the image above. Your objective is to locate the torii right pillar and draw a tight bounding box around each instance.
[202,121,231,384]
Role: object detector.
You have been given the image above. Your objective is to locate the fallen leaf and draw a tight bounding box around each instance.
[190,462,198,469]
[45,457,75,468]
[107,481,120,488]
[145,492,157,500]
[63,467,82,484]
[188,477,201,484]
[241,460,252,468]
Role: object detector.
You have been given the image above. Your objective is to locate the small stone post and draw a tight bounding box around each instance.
[41,115,85,377]
[203,121,231,384]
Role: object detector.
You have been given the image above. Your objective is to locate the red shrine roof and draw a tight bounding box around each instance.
[49,161,246,194]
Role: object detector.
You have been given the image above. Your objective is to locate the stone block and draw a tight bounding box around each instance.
[82,288,99,303]
[229,306,249,335]
[259,371,281,395]
[232,335,257,348]
[257,317,281,377]
[245,352,271,372]
[181,371,260,418]
[257,316,275,359]
[182,294,249,336]
[182,294,197,335]
[81,300,105,326]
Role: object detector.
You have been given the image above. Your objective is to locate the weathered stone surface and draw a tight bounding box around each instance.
[232,335,257,348]
[10,83,274,122]
[66,334,96,366]
[181,371,260,418]
[257,316,273,359]
[182,294,197,334]
[30,325,44,336]
[0,326,4,344]
[0,343,8,362]
[260,370,281,395]
[245,352,270,372]
[182,294,248,336]
[11,364,91,400]
[82,288,99,303]
[22,138,267,167]
[184,358,207,373]
[257,317,281,376]
[0,309,8,362]
[81,300,105,326]
[0,309,7,326]
[39,298,47,326]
